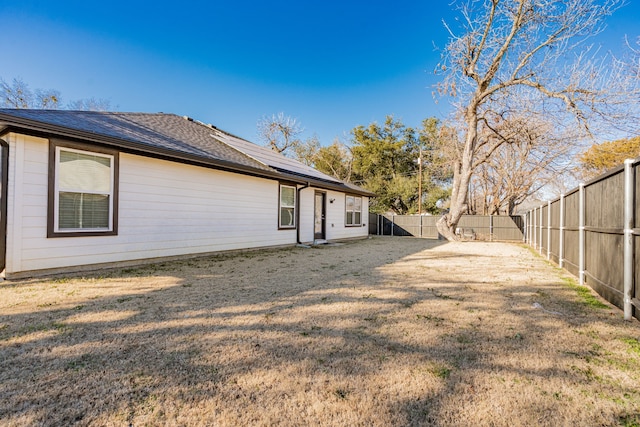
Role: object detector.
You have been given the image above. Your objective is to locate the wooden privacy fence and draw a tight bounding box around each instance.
[369,214,524,242]
[525,159,640,321]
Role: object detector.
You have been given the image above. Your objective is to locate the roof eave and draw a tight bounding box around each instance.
[0,112,374,196]
[0,114,304,184]
[276,171,375,197]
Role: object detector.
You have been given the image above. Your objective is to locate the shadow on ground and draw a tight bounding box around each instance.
[0,237,638,426]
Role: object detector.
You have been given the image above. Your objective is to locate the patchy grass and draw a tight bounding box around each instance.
[561,276,611,309]
[622,337,640,356]
[429,363,452,379]
[0,238,638,426]
[620,414,640,427]
[521,244,611,310]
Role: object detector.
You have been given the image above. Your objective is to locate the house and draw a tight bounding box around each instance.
[0,109,373,279]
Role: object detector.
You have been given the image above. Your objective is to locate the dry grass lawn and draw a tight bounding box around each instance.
[1,237,640,426]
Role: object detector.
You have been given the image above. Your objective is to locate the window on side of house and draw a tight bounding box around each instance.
[49,141,118,237]
[279,184,296,229]
[346,195,362,226]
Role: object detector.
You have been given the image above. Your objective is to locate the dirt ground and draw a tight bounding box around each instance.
[1,237,639,426]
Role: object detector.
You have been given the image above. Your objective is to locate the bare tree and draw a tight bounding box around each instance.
[67,97,112,111]
[1,77,111,111]
[257,112,304,155]
[469,115,575,215]
[1,78,62,109]
[435,0,638,240]
[34,88,62,109]
[621,35,640,80]
[1,78,35,108]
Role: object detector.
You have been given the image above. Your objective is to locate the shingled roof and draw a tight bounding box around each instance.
[0,109,374,197]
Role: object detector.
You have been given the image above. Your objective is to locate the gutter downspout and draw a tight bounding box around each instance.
[297,182,311,244]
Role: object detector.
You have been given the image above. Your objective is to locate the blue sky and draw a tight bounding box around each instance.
[0,0,638,145]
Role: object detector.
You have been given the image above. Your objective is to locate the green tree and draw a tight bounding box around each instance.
[350,116,450,215]
[292,135,320,167]
[418,118,453,214]
[293,137,353,182]
[312,140,353,182]
[351,116,418,214]
[578,136,640,179]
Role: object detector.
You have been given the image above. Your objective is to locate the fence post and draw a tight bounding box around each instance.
[523,212,528,243]
[529,210,533,246]
[420,214,423,238]
[559,194,565,269]
[391,214,395,237]
[539,205,544,255]
[623,159,634,320]
[533,208,537,249]
[579,183,585,286]
[547,200,551,260]
[489,214,493,242]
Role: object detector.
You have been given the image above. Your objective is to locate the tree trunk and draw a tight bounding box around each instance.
[436,214,458,240]
[436,111,477,241]
[507,197,517,216]
[436,160,473,240]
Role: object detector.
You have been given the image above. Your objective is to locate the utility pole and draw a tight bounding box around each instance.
[418,146,423,216]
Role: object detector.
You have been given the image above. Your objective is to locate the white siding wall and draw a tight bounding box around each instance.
[325,191,369,241]
[5,134,298,275]
[5,133,43,275]
[298,188,369,243]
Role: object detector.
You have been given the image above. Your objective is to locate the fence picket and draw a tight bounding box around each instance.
[370,214,524,241]
[559,194,565,268]
[523,159,639,321]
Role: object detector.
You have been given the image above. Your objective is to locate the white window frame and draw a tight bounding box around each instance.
[53,146,115,234]
[346,195,362,226]
[279,184,297,229]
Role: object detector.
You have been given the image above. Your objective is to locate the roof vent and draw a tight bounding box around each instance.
[183,116,193,122]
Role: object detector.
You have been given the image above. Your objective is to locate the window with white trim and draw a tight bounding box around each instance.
[346,195,362,226]
[279,184,296,228]
[50,143,118,236]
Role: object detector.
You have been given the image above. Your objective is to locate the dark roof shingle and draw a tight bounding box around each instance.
[0,109,273,172]
[0,109,374,196]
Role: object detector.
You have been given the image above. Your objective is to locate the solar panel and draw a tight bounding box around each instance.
[211,128,343,184]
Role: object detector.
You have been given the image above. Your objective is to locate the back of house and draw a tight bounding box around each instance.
[0,109,372,278]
